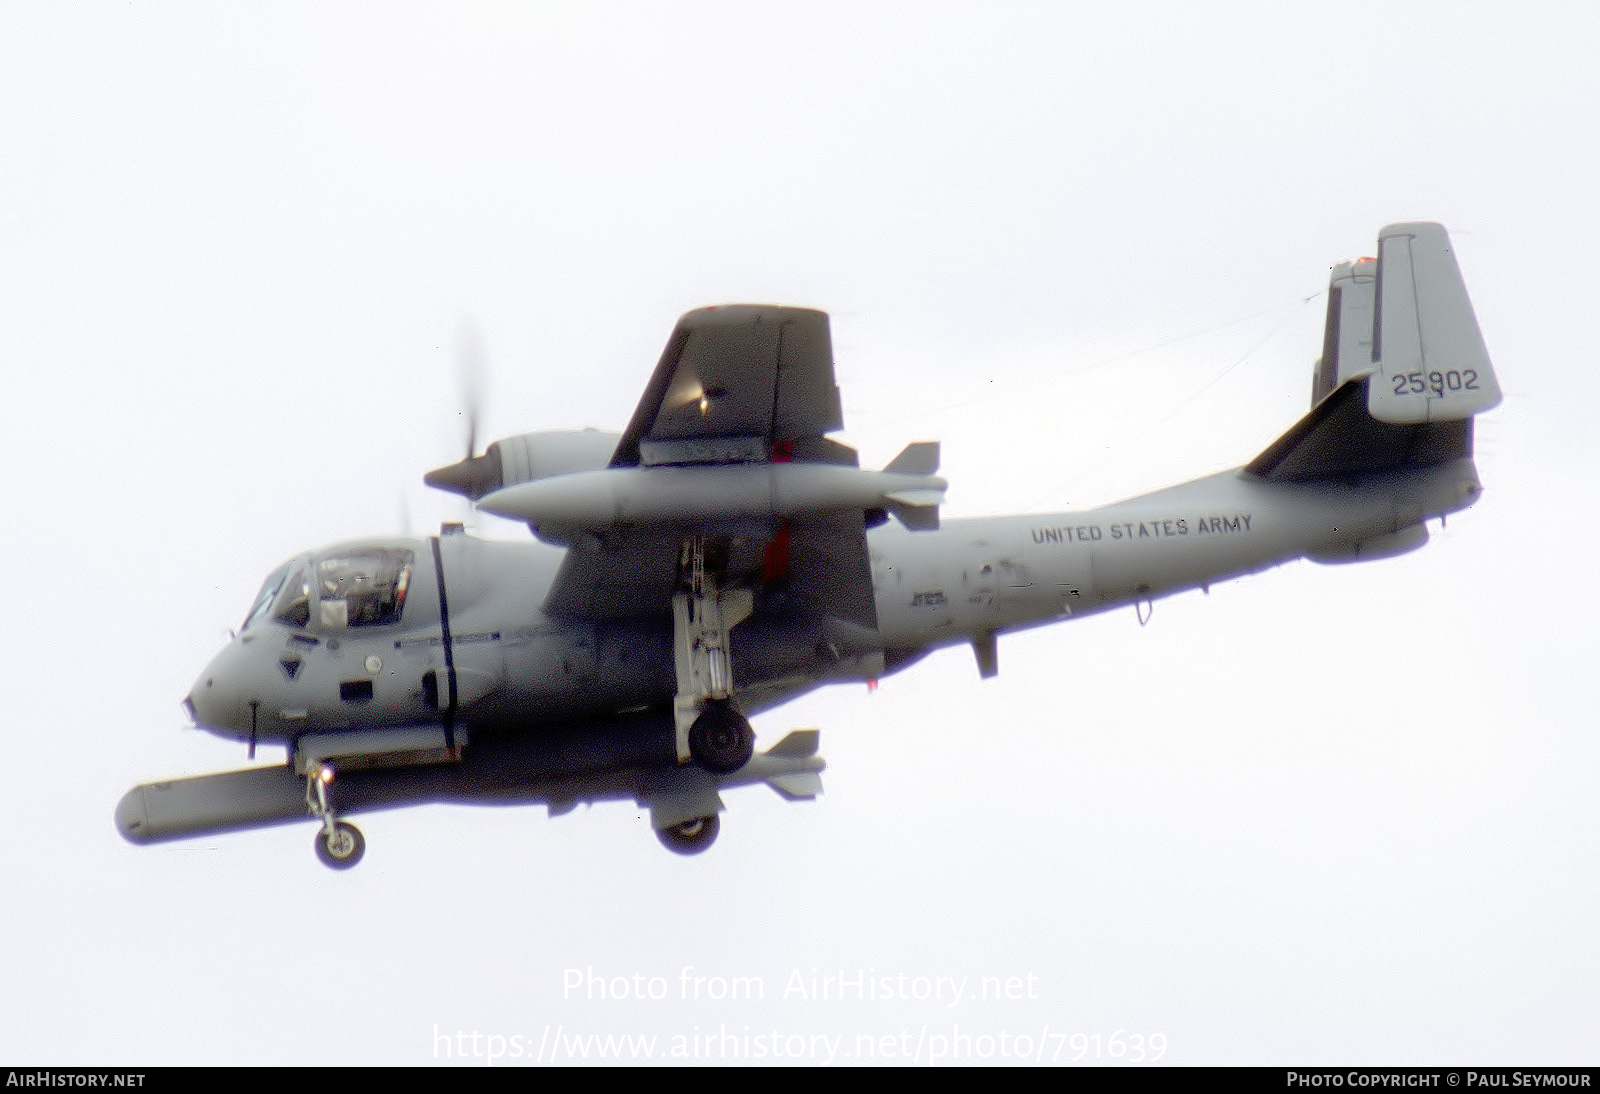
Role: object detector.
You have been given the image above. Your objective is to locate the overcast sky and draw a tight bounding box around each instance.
[2,1,1595,1066]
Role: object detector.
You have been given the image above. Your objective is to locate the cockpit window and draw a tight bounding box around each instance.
[244,560,313,630]
[273,568,312,627]
[315,548,414,628]
[243,563,292,630]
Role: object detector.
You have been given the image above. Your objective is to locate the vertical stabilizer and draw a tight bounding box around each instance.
[1252,222,1498,483]
[1367,222,1501,423]
[1311,257,1377,406]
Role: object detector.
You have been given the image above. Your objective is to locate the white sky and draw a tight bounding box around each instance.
[2,1,1595,1066]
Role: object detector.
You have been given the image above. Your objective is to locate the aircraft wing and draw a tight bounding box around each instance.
[607,305,843,468]
[540,306,878,628]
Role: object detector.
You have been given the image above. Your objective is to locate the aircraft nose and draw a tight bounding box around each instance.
[185,676,234,732]
[186,646,248,734]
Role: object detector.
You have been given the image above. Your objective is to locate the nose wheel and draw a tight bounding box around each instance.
[305,763,365,870]
[315,820,366,869]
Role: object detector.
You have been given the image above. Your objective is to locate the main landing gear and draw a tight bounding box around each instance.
[688,701,754,774]
[656,813,720,855]
[306,763,365,870]
[673,535,756,775]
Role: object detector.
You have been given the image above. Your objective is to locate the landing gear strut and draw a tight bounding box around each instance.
[306,763,365,870]
[673,535,755,773]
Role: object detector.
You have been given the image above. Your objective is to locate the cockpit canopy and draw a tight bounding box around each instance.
[243,547,415,631]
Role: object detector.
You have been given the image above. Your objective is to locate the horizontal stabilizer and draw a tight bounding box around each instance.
[885,441,940,475]
[1368,222,1501,423]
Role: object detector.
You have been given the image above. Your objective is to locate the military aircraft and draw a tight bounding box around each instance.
[116,221,1499,869]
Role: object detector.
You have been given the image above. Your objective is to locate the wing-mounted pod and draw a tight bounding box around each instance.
[613,305,945,534]
[475,449,946,542]
[470,307,946,543]
[426,308,946,534]
[424,429,622,501]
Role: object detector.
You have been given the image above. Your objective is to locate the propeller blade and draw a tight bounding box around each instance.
[425,316,502,500]
[456,317,488,459]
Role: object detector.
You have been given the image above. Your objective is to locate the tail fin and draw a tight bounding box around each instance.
[1250,221,1497,482]
[759,730,824,800]
[883,441,942,530]
[1367,221,1501,423]
[884,441,939,475]
[1310,257,1378,404]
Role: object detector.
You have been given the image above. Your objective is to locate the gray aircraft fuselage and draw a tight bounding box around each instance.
[128,222,1499,866]
[188,457,1480,748]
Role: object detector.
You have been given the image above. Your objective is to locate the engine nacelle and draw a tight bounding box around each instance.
[425,429,621,500]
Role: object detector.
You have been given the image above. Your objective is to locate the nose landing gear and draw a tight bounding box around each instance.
[315,820,365,869]
[306,763,365,870]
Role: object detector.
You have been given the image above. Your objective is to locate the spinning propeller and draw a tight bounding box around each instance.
[424,318,506,501]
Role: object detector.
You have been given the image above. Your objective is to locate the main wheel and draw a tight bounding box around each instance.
[688,703,754,773]
[315,821,365,870]
[656,813,720,855]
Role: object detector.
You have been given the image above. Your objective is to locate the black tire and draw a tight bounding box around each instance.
[314,821,365,870]
[688,703,754,773]
[656,813,720,855]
